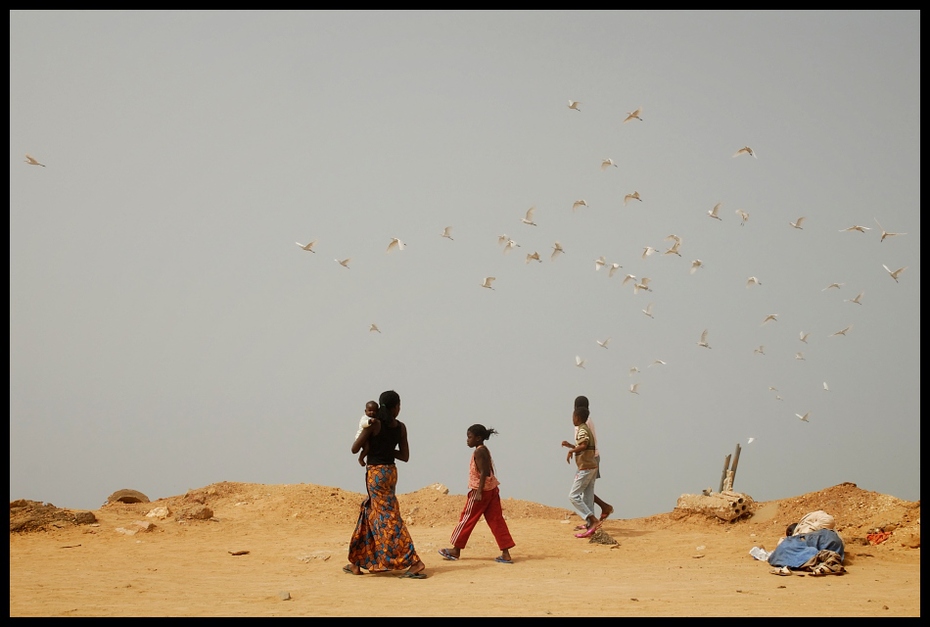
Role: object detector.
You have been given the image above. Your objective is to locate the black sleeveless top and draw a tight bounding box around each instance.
[367,420,401,465]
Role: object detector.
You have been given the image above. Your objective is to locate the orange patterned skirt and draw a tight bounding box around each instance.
[347,464,420,572]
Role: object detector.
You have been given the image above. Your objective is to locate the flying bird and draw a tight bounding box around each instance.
[440,226,454,240]
[521,206,538,226]
[601,158,618,171]
[736,209,750,226]
[649,359,666,367]
[568,100,581,111]
[369,324,381,333]
[845,291,864,305]
[386,238,406,253]
[690,259,703,274]
[761,313,778,325]
[622,273,637,286]
[697,329,711,349]
[608,262,623,277]
[746,276,762,288]
[572,199,588,211]
[663,240,682,257]
[823,382,829,392]
[733,146,756,158]
[335,257,351,269]
[830,325,852,337]
[481,276,496,290]
[594,256,606,272]
[24,154,46,167]
[789,217,806,230]
[795,352,806,360]
[708,203,723,221]
[624,191,642,205]
[799,331,810,344]
[597,337,611,349]
[296,240,317,253]
[822,282,844,291]
[633,278,652,294]
[629,383,640,394]
[575,355,586,369]
[629,366,640,376]
[551,241,565,261]
[840,225,870,233]
[796,412,810,423]
[642,303,654,318]
[747,437,755,444]
[642,246,658,260]
[503,238,521,254]
[497,234,510,246]
[525,251,542,264]
[874,218,907,242]
[754,345,765,355]
[882,264,907,283]
[623,107,643,123]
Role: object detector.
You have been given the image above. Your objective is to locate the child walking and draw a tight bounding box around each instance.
[438,424,515,563]
[563,405,600,538]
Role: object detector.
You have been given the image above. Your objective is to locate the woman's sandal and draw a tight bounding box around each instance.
[400,563,427,579]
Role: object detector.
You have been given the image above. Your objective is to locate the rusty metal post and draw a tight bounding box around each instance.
[730,443,742,491]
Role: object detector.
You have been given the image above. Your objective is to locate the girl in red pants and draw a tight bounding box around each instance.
[438,424,515,564]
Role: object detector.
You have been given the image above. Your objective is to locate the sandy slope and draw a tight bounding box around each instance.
[10,481,920,616]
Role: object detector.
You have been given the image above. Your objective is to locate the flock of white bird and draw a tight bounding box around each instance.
[21,67,915,476]
[282,96,913,440]
[26,82,912,431]
[25,99,901,444]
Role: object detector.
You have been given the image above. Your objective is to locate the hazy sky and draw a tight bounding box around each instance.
[10,11,920,519]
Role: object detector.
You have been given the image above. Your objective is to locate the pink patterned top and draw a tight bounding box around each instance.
[468,445,500,491]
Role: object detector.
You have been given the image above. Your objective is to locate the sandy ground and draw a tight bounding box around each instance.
[10,481,920,617]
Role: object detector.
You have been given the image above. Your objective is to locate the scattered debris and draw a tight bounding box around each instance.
[675,491,755,522]
[867,531,892,545]
[584,527,618,545]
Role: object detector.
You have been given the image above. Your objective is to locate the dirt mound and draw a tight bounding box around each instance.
[10,481,920,549]
[641,482,920,547]
[9,499,97,533]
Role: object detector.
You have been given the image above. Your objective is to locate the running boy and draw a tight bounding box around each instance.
[570,395,613,522]
[438,424,515,563]
[563,405,600,538]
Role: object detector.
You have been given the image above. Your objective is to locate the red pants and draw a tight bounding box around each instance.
[449,486,515,550]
